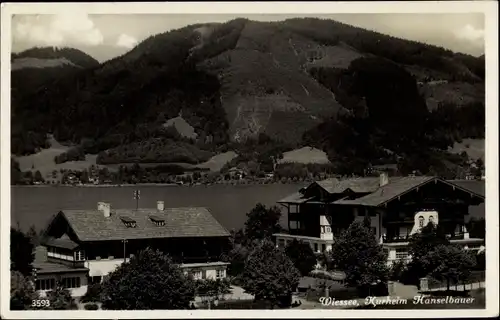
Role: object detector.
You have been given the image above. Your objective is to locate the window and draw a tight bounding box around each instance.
[395,249,408,260]
[326,227,331,233]
[216,269,226,279]
[321,244,326,252]
[149,215,165,226]
[47,246,74,261]
[120,216,137,228]
[429,215,434,223]
[314,243,318,252]
[35,278,55,291]
[418,216,425,228]
[321,226,325,233]
[371,227,377,235]
[62,277,81,289]
[191,270,203,280]
[75,250,86,261]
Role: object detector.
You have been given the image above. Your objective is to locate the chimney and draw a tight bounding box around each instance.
[98,201,111,218]
[379,172,389,187]
[157,201,164,211]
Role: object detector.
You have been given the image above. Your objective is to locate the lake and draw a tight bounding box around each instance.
[11,183,307,233]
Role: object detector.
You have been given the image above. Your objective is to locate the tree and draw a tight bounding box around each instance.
[81,169,90,184]
[222,242,250,278]
[10,271,39,310]
[240,240,300,308]
[100,247,196,310]
[285,239,318,276]
[329,220,389,291]
[11,158,23,185]
[34,170,44,183]
[244,203,282,242]
[423,244,477,290]
[26,225,38,244]
[81,282,102,303]
[11,228,35,276]
[406,222,449,285]
[195,278,231,308]
[467,218,485,239]
[475,250,485,270]
[46,283,77,310]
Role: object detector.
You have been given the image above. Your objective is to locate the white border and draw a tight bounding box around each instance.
[1,1,498,319]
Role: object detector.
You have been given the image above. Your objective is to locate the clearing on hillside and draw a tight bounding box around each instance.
[196,151,239,172]
[15,135,105,178]
[163,116,198,139]
[278,147,330,164]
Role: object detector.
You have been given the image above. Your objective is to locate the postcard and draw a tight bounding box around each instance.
[1,1,498,318]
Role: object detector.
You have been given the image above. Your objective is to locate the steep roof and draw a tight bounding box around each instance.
[315,177,382,194]
[333,176,435,206]
[44,234,80,250]
[277,192,315,204]
[334,177,485,207]
[33,261,88,274]
[58,207,230,242]
[448,180,485,197]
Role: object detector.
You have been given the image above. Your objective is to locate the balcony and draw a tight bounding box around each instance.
[382,235,411,243]
[383,232,471,244]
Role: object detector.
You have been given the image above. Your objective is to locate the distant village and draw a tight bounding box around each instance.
[17,159,485,187]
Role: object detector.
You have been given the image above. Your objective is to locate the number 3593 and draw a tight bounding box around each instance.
[32,299,50,307]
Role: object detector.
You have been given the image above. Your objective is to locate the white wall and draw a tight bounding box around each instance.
[85,258,125,277]
[39,285,88,298]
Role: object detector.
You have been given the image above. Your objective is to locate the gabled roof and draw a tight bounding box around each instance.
[43,234,80,250]
[277,192,315,204]
[315,177,382,194]
[33,261,88,274]
[448,180,485,197]
[333,176,435,206]
[333,177,485,207]
[57,207,230,242]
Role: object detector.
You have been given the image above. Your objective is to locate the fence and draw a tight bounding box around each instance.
[426,271,485,291]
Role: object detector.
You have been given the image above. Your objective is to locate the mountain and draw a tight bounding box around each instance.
[11,47,99,95]
[11,47,100,155]
[11,18,485,178]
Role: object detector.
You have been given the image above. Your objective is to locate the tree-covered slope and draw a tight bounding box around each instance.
[11,17,485,177]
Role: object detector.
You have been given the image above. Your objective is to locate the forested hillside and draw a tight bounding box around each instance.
[11,17,485,179]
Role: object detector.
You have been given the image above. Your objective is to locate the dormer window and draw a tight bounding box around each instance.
[149,215,165,227]
[120,216,137,228]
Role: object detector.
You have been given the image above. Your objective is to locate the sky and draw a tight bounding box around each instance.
[11,13,485,62]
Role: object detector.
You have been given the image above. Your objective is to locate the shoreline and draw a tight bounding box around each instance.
[11,180,310,188]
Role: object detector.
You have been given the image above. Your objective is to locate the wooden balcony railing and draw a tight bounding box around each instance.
[384,232,467,243]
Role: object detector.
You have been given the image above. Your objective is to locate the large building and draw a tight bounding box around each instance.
[274,174,485,265]
[33,201,230,297]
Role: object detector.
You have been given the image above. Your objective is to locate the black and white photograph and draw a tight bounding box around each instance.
[1,2,498,318]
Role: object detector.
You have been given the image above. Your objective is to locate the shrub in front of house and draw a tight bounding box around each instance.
[81,283,102,303]
[84,303,99,310]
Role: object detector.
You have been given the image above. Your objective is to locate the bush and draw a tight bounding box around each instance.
[84,303,99,310]
[389,260,408,281]
[81,283,102,303]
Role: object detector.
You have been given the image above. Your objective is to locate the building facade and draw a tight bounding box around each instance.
[274,174,485,265]
[34,201,230,297]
